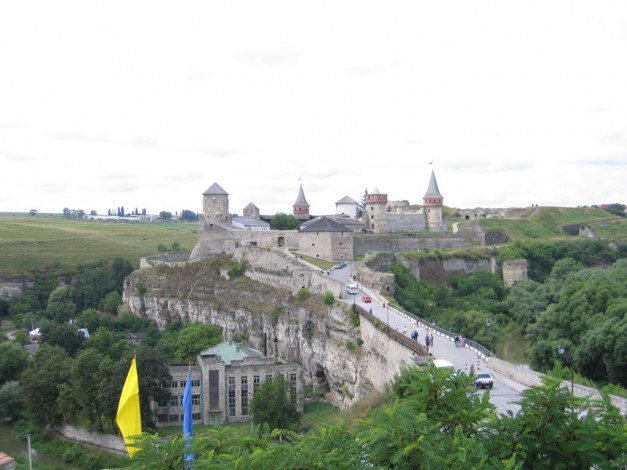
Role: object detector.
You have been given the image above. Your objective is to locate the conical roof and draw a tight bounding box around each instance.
[293,184,310,208]
[423,170,442,199]
[203,182,228,195]
[244,202,259,210]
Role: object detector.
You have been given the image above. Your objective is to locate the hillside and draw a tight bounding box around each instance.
[475,206,625,243]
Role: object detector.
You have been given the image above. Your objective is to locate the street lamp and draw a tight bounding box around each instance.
[558,343,574,394]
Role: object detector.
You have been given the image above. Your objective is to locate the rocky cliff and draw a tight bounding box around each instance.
[122,256,411,407]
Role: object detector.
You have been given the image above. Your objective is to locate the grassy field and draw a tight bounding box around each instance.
[0,213,200,278]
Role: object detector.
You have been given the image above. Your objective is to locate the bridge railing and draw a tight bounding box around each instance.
[355,305,427,356]
[380,302,496,359]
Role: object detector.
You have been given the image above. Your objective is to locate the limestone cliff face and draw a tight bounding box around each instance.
[122,258,396,407]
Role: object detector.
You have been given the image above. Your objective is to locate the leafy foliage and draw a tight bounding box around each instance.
[270,213,300,230]
[250,373,301,431]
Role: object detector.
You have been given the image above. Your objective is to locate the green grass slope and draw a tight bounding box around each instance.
[0,213,200,277]
[478,206,624,243]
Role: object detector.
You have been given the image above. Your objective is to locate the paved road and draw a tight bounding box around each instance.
[328,263,524,415]
[313,260,524,415]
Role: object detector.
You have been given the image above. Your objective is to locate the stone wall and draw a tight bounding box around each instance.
[502,259,528,286]
[233,245,346,299]
[353,233,465,256]
[298,230,353,262]
[54,424,127,455]
[383,212,427,233]
[484,230,507,245]
[352,264,395,298]
[190,229,299,261]
[140,251,191,269]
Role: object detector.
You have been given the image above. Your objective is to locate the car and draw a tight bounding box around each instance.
[361,295,371,303]
[473,372,494,389]
[334,261,347,270]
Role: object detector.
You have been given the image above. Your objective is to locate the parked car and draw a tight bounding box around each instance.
[334,261,347,269]
[361,295,371,303]
[473,372,494,389]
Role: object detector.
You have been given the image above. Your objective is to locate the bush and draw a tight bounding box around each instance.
[227,261,246,278]
[297,288,310,301]
[356,338,364,347]
[323,292,335,306]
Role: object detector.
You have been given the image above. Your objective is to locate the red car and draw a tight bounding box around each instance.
[362,295,371,303]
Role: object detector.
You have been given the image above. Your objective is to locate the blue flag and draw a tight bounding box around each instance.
[182,369,195,462]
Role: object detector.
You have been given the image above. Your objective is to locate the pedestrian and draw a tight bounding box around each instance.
[425,335,430,348]
[430,333,434,346]
[403,326,408,335]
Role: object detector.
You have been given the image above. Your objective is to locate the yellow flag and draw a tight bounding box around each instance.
[116,357,142,458]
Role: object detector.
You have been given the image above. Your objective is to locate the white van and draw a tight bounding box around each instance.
[432,359,455,371]
[346,283,358,295]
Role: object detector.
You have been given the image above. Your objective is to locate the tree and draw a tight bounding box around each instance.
[605,203,626,217]
[40,323,85,357]
[20,344,72,426]
[0,381,22,421]
[0,342,30,386]
[46,287,77,322]
[176,322,223,362]
[181,209,198,221]
[270,213,300,230]
[99,291,122,315]
[250,373,300,430]
[159,211,173,220]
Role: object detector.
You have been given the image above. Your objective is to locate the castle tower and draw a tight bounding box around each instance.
[423,170,443,231]
[364,188,388,233]
[293,184,310,219]
[243,202,260,220]
[202,182,232,224]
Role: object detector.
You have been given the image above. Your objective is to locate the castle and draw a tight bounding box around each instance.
[189,170,447,263]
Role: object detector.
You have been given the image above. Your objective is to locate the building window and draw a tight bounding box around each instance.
[169,414,179,423]
[209,370,219,410]
[157,414,168,423]
[266,374,272,381]
[241,376,249,415]
[228,376,236,417]
[192,412,201,421]
[191,380,200,388]
[169,381,178,388]
[290,373,297,403]
[169,397,179,407]
[158,399,168,408]
[191,394,201,406]
[253,375,260,393]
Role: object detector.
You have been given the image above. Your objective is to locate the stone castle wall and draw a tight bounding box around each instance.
[298,231,353,262]
[233,245,346,299]
[190,229,299,261]
[382,212,427,233]
[502,259,528,286]
[353,233,465,255]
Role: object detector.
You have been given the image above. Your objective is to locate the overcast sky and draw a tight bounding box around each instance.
[1,1,626,216]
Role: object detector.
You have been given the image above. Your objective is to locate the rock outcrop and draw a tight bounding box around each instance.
[122,257,412,407]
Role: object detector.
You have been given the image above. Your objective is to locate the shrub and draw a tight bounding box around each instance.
[356,338,364,347]
[346,341,356,351]
[297,288,310,301]
[323,291,335,306]
[227,261,246,278]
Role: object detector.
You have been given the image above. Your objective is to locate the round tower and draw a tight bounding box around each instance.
[423,170,443,231]
[202,182,231,224]
[364,188,388,233]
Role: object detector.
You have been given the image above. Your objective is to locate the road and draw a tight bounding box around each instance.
[331,262,524,415]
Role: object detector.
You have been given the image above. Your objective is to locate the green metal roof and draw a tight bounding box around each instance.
[199,341,266,365]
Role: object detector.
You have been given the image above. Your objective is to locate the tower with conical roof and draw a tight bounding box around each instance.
[363,188,388,232]
[202,182,232,224]
[292,184,310,219]
[423,170,443,231]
